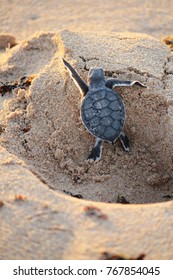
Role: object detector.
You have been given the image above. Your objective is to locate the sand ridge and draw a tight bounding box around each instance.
[0,30,173,204]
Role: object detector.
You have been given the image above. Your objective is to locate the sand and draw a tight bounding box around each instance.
[1,30,172,204]
[1,0,173,40]
[1,0,173,259]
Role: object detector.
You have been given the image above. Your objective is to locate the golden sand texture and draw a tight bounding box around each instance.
[0,143,173,259]
[1,1,173,259]
[0,30,173,206]
[1,0,173,40]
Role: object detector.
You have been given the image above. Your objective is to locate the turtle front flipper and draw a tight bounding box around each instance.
[62,57,88,96]
[105,78,147,89]
[88,138,103,161]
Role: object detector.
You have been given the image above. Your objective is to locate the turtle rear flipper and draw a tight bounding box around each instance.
[119,132,129,152]
[88,138,103,161]
[62,57,88,96]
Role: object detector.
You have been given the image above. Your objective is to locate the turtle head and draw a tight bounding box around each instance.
[88,67,105,88]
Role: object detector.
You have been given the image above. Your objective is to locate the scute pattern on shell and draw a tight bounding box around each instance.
[81,88,125,142]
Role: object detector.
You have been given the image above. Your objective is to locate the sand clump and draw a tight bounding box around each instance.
[0,34,17,49]
[0,30,173,204]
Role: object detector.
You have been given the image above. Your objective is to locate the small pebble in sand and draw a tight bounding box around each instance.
[0,201,4,208]
[0,33,17,49]
[17,89,26,100]
[162,174,171,183]
[54,148,65,161]
[93,174,111,183]
[14,194,27,201]
[0,125,4,133]
[150,161,157,172]
[163,36,173,51]
[117,195,130,204]
[146,173,161,186]
[84,206,108,220]
[130,126,136,134]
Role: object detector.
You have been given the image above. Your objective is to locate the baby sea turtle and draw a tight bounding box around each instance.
[62,57,147,161]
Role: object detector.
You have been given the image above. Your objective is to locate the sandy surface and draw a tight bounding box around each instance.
[1,0,173,259]
[1,30,173,204]
[1,0,173,41]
